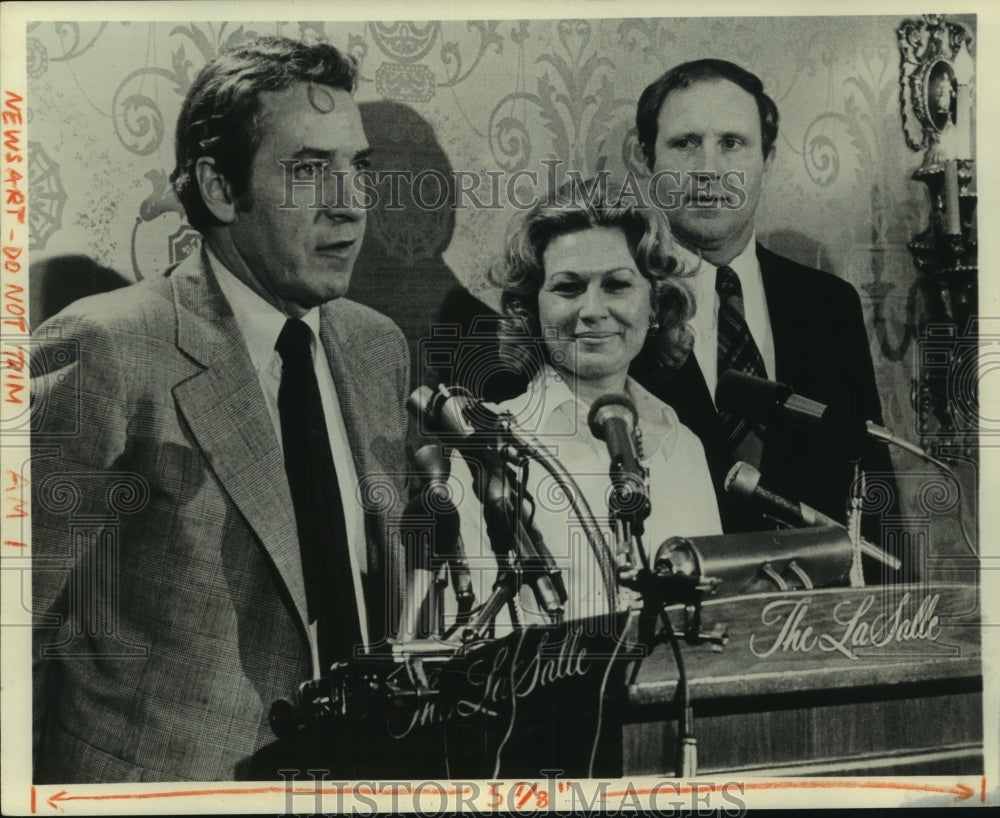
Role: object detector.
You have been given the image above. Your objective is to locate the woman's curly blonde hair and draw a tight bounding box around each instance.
[488,178,695,379]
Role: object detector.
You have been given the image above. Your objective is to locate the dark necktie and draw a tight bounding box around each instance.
[715,265,767,466]
[276,318,362,668]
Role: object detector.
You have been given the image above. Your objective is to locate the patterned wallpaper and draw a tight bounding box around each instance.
[24,15,976,456]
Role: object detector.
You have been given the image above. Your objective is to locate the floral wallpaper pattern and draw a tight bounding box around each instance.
[24,15,976,465]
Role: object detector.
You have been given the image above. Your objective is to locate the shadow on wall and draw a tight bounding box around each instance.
[30,254,132,329]
[350,100,525,401]
[29,103,525,401]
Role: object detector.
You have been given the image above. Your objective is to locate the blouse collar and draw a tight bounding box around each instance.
[501,365,681,461]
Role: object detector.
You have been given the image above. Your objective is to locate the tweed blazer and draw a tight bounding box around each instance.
[31,249,410,782]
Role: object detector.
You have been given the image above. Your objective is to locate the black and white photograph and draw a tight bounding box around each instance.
[0,0,995,812]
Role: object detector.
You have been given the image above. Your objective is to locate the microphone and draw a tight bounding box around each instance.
[407,385,505,441]
[716,371,876,454]
[409,385,565,620]
[716,374,977,564]
[398,445,474,640]
[725,460,838,528]
[409,385,475,440]
[588,394,643,477]
[413,445,475,607]
[413,440,451,486]
[717,372,936,464]
[587,394,651,533]
[725,461,901,570]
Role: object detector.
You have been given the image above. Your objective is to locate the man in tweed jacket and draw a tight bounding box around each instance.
[31,37,409,782]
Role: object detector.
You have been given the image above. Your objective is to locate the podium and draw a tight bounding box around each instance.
[245,582,982,778]
[623,582,982,776]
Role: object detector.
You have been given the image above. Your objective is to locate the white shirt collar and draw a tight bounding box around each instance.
[205,245,321,369]
[685,230,760,287]
[506,365,679,459]
[724,232,760,281]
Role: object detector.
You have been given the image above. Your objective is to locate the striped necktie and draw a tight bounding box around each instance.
[715,265,767,466]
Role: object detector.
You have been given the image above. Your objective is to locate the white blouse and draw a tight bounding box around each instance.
[442,366,722,631]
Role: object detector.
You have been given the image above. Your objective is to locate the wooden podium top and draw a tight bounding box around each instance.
[628,582,980,705]
[622,582,983,776]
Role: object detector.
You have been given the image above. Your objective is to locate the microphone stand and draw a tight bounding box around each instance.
[409,384,617,634]
[436,557,475,637]
[661,606,697,777]
[628,548,734,778]
[847,464,865,587]
[459,436,566,642]
[399,445,477,642]
[432,388,615,639]
[588,403,700,777]
[408,386,565,641]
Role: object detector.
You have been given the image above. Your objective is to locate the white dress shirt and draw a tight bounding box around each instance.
[207,247,369,673]
[686,234,776,401]
[446,366,722,630]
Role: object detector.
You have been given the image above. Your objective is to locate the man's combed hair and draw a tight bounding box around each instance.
[636,58,779,169]
[490,178,695,379]
[171,36,359,232]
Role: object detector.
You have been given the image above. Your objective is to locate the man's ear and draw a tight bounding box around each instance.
[195,157,236,224]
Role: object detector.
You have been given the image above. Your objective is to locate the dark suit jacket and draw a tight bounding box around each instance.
[31,250,410,782]
[631,244,899,575]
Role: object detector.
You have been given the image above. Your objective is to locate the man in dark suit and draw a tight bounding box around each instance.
[31,37,409,782]
[631,59,900,579]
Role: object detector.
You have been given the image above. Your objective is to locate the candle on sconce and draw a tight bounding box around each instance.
[944,158,961,236]
[952,42,975,160]
[938,125,962,236]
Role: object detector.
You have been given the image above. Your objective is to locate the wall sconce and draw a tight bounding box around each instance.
[897,14,977,454]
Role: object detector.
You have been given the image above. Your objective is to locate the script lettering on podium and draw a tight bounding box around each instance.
[748,592,942,659]
[464,627,592,713]
[388,626,594,740]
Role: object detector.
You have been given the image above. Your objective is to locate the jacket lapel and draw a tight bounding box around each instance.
[169,251,310,637]
[317,302,382,573]
[757,243,795,384]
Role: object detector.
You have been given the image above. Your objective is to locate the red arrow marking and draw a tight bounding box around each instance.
[46,784,470,809]
[36,779,982,810]
[603,780,976,802]
[48,787,283,808]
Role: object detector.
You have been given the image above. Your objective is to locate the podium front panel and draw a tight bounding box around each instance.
[623,583,982,776]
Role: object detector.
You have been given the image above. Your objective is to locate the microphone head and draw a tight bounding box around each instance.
[587,393,638,440]
[724,460,762,499]
[654,536,700,579]
[408,385,476,438]
[413,444,451,483]
[407,385,435,421]
[715,371,792,425]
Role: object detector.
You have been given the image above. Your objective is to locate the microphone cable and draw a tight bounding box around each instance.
[512,426,619,611]
[865,423,977,558]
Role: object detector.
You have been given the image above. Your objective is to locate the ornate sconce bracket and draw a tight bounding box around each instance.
[897,14,976,453]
